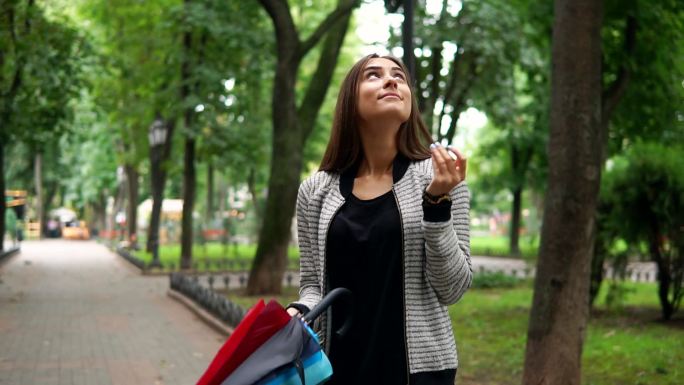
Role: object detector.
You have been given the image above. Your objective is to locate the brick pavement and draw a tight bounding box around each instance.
[0,240,224,385]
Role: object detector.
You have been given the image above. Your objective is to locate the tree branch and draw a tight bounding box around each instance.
[602,15,637,124]
[298,0,358,57]
[442,58,478,142]
[259,0,300,59]
[297,6,353,142]
[421,0,449,120]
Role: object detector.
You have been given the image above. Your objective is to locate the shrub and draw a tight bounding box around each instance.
[472,271,522,289]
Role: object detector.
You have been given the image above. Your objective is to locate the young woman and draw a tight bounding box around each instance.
[287,54,472,384]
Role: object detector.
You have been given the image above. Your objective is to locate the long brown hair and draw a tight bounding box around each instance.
[318,54,432,172]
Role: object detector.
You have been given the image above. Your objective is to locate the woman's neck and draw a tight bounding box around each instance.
[358,121,399,177]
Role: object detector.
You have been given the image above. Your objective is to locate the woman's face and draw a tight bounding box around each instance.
[356,58,412,125]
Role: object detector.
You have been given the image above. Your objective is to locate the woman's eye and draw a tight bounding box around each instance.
[394,73,406,80]
[367,72,380,79]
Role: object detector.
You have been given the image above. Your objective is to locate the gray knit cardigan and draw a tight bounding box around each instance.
[292,157,472,374]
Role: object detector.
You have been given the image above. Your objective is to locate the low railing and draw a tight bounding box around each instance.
[170,272,247,328]
[0,245,20,263]
[114,244,657,285]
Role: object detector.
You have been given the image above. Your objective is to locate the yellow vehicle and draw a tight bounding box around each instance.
[62,221,90,240]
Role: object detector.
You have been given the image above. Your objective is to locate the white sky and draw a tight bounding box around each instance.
[354,0,484,156]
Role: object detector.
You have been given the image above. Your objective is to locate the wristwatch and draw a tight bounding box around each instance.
[423,189,451,205]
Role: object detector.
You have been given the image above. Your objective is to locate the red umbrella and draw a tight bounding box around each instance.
[197,299,291,385]
[198,288,353,385]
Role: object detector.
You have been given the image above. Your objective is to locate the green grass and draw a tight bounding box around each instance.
[130,235,538,269]
[132,243,300,269]
[221,282,683,385]
[469,236,539,260]
[451,281,683,385]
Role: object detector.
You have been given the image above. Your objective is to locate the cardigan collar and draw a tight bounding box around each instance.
[339,153,410,199]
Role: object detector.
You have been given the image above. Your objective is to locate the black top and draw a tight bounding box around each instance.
[323,155,456,384]
[326,190,406,384]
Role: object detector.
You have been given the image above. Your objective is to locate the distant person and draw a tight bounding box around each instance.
[286,54,472,384]
[47,218,60,238]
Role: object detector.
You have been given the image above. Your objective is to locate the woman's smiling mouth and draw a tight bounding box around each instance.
[379,92,401,100]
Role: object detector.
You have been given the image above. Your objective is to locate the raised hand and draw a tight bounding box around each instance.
[426,142,467,196]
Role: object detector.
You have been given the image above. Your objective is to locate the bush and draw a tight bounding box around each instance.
[472,271,522,289]
[598,142,684,320]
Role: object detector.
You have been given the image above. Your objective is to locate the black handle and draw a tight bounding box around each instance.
[302,287,354,338]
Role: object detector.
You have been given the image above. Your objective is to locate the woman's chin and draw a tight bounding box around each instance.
[361,109,410,125]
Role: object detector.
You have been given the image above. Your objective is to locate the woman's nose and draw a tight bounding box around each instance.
[383,76,398,88]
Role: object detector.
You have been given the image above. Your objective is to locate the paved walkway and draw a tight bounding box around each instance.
[0,240,223,385]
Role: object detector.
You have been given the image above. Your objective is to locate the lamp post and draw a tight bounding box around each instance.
[148,118,167,269]
[115,165,126,243]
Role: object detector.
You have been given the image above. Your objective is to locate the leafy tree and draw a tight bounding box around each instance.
[389,0,524,143]
[174,0,270,268]
[387,0,549,256]
[59,92,118,234]
[599,142,684,320]
[247,0,359,294]
[1,0,86,246]
[588,0,684,306]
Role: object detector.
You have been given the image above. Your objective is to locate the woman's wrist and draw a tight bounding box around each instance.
[286,303,310,317]
[286,307,301,317]
[423,189,451,205]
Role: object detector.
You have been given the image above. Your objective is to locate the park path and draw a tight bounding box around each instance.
[0,240,223,385]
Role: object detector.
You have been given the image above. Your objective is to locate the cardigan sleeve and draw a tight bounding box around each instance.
[422,181,472,305]
[288,177,323,313]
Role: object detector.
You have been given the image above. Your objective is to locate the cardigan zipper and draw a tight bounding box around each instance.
[321,200,344,354]
[392,187,411,385]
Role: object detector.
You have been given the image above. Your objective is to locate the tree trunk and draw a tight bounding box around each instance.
[249,0,355,295]
[114,172,127,242]
[42,181,57,238]
[655,257,674,321]
[34,153,43,238]
[509,186,522,257]
[146,118,175,253]
[648,218,674,320]
[218,174,229,252]
[180,136,196,269]
[108,191,118,241]
[509,144,532,257]
[146,155,162,252]
[247,53,300,294]
[124,164,139,247]
[247,167,260,219]
[0,141,5,251]
[206,160,214,223]
[94,192,107,236]
[522,1,603,384]
[179,0,196,270]
[588,217,607,307]
[587,14,637,309]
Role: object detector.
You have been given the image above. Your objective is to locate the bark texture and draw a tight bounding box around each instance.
[125,164,139,247]
[0,142,5,251]
[146,119,175,253]
[34,153,43,238]
[522,1,603,384]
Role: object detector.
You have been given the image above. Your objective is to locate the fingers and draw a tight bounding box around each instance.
[448,146,468,180]
[430,142,458,176]
[429,142,466,196]
[430,143,449,176]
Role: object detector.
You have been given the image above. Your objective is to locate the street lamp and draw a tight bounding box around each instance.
[116,165,126,243]
[148,118,167,269]
[148,119,167,148]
